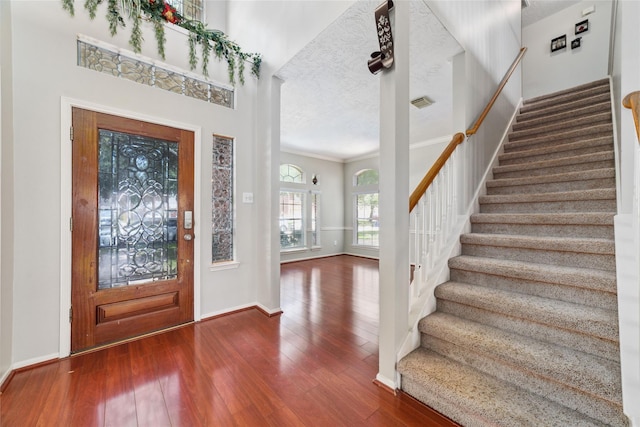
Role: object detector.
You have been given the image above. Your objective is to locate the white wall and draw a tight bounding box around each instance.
[522,1,613,99]
[279,152,345,263]
[428,0,522,183]
[7,1,262,364]
[0,0,14,385]
[409,138,450,190]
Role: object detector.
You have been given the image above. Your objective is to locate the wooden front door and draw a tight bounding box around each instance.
[71,108,194,353]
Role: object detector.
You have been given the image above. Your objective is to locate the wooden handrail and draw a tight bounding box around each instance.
[623,91,640,144]
[466,47,527,137]
[409,132,465,212]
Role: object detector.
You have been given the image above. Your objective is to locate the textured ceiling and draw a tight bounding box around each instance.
[277,0,575,161]
[276,0,463,161]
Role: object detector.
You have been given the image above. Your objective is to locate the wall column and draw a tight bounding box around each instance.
[377,0,410,389]
[255,68,283,313]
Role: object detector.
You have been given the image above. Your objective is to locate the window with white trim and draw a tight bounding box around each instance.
[310,191,320,247]
[353,169,379,247]
[279,190,305,249]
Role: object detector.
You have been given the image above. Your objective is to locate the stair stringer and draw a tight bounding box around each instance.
[397,99,523,365]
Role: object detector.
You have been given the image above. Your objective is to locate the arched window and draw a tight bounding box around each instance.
[355,169,379,186]
[280,164,305,183]
[353,169,379,247]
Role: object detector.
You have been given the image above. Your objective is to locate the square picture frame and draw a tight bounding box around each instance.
[551,34,566,53]
[571,37,582,49]
[575,19,589,35]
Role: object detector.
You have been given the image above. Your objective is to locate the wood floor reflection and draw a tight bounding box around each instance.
[0,255,457,426]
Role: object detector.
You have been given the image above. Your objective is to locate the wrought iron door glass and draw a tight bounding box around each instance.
[98,129,178,289]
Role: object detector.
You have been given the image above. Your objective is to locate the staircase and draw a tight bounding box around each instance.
[398,79,627,426]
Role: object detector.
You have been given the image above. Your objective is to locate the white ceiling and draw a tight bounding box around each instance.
[522,0,582,27]
[277,0,576,161]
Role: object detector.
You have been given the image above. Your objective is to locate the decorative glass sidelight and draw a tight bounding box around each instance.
[211,135,234,263]
[97,130,179,289]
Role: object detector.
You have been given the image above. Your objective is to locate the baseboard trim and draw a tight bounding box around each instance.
[373,378,398,395]
[1,353,60,393]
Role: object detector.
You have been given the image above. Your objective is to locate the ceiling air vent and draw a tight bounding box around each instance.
[410,96,434,109]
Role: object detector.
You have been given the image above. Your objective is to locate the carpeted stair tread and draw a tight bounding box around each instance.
[470,212,614,239]
[512,102,611,132]
[493,151,613,175]
[517,92,611,123]
[435,287,620,362]
[461,233,615,270]
[505,124,613,152]
[398,348,608,427]
[449,255,617,310]
[449,255,616,292]
[521,79,610,111]
[509,112,611,142]
[434,281,618,342]
[486,168,615,194]
[470,212,615,227]
[418,312,622,404]
[500,136,613,165]
[479,188,616,205]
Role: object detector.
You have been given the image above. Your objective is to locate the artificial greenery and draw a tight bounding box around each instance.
[62,0,261,84]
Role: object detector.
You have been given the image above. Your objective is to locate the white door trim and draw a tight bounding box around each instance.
[59,97,202,357]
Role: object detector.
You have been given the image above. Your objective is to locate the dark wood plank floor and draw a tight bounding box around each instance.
[0,255,457,426]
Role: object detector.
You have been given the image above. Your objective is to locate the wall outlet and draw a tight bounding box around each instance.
[334,240,337,246]
[242,192,254,203]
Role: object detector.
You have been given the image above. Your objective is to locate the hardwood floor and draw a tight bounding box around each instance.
[0,255,457,426]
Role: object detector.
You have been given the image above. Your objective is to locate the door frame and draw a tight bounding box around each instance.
[59,97,202,358]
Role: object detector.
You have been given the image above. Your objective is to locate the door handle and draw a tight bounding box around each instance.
[183,233,193,241]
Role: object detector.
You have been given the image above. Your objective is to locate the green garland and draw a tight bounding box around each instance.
[62,0,261,84]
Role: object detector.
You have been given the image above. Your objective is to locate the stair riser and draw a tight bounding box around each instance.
[504,132,614,156]
[518,93,611,122]
[499,144,613,166]
[421,336,625,427]
[471,222,614,239]
[493,160,615,179]
[487,177,615,195]
[435,299,619,361]
[509,114,612,142]
[479,199,617,214]
[512,103,611,132]
[449,268,618,310]
[461,243,616,271]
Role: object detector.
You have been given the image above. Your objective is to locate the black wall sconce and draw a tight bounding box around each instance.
[368,0,395,74]
[312,175,318,185]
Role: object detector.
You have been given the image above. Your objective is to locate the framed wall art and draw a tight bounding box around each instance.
[575,19,589,35]
[551,34,567,52]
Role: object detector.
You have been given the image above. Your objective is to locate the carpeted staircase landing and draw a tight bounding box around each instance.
[398,78,627,426]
